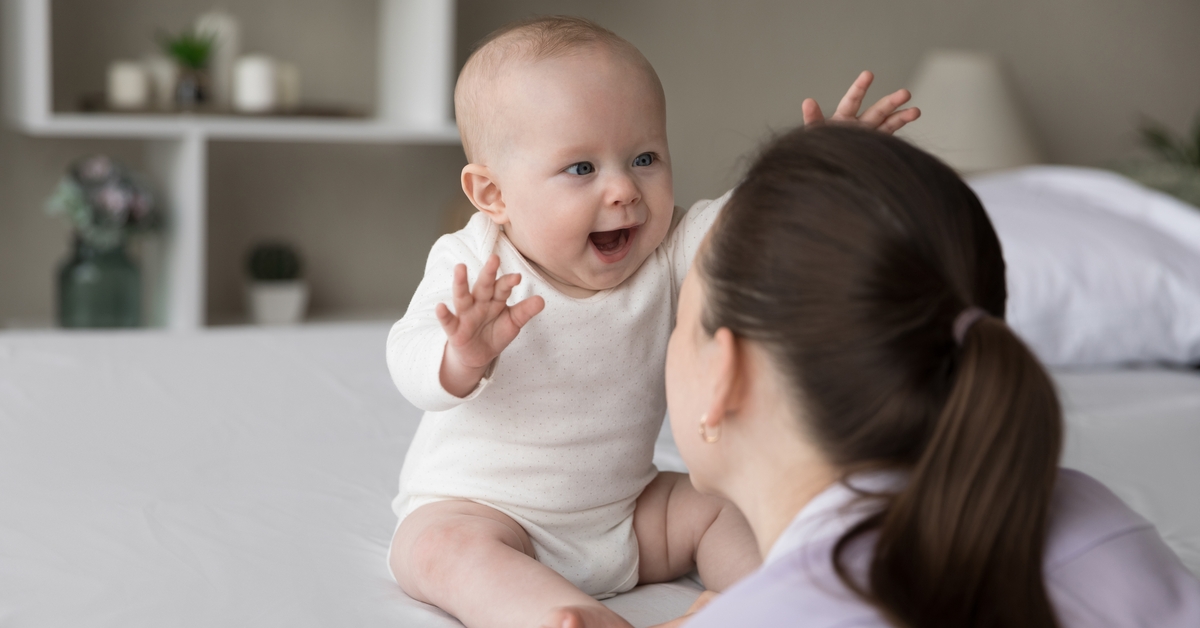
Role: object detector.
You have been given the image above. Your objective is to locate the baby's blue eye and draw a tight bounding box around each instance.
[633,153,655,167]
[566,162,595,175]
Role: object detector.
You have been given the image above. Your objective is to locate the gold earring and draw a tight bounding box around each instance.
[698,413,720,444]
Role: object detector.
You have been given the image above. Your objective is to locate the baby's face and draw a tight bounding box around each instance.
[486,48,673,296]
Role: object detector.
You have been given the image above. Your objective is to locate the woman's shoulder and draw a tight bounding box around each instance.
[1045,468,1151,563]
[688,469,1200,628]
[686,540,888,628]
[1045,468,1200,627]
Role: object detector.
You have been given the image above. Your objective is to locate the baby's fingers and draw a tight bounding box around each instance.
[833,70,874,121]
[802,98,826,126]
[860,88,912,128]
[486,295,544,352]
[435,302,459,336]
[471,254,501,303]
[507,295,545,331]
[493,272,523,304]
[877,106,921,134]
[450,263,472,313]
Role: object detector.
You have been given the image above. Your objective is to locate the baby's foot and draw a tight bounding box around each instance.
[540,604,633,628]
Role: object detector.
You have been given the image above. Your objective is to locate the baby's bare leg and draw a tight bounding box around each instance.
[391,500,629,628]
[633,472,761,591]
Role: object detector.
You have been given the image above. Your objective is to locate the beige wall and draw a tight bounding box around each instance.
[3,0,1199,327]
[458,0,1200,206]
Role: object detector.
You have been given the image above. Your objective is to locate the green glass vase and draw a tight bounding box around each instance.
[57,236,141,328]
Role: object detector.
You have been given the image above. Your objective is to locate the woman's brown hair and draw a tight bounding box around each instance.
[699,125,1063,627]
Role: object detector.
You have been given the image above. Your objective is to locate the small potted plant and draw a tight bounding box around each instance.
[245,242,308,325]
[158,28,214,109]
[45,155,160,328]
[1112,112,1200,209]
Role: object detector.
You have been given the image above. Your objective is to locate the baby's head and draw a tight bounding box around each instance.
[456,16,674,296]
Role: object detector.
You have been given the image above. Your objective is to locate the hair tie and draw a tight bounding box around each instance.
[953,307,988,346]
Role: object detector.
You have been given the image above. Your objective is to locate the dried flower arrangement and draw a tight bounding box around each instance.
[45,155,160,249]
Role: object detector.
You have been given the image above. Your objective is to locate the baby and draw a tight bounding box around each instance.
[386,16,917,628]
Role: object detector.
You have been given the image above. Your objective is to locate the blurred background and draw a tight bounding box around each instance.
[2,0,1198,329]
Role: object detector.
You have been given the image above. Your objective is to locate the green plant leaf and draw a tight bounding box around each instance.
[1189,112,1200,168]
[157,29,214,69]
[1139,119,1188,165]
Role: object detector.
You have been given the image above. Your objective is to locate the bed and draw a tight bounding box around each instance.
[1,322,1197,627]
[0,324,707,627]
[3,166,1199,626]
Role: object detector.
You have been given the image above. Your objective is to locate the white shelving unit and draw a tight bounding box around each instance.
[2,0,460,330]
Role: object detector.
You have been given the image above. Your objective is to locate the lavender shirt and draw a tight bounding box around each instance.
[688,469,1200,627]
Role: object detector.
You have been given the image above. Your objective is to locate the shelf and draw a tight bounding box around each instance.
[207,307,405,328]
[3,0,459,331]
[2,309,403,333]
[19,113,461,143]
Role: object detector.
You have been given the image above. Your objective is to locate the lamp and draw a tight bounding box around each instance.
[898,50,1043,175]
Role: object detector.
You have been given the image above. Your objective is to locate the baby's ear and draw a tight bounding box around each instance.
[461,164,508,226]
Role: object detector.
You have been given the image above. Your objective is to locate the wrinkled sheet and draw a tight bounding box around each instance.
[0,324,1196,627]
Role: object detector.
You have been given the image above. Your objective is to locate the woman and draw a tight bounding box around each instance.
[665,125,1200,627]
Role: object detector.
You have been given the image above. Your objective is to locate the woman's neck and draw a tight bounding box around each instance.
[719,341,841,559]
[731,443,838,559]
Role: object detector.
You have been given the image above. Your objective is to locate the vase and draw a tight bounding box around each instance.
[174,68,209,110]
[246,280,308,325]
[57,237,141,328]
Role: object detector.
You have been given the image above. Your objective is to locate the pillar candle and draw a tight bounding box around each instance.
[195,10,241,109]
[233,55,277,113]
[276,63,301,112]
[107,61,149,110]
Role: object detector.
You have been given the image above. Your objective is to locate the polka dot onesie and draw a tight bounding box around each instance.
[387,191,729,598]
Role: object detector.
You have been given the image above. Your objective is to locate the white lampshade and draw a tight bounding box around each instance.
[898,50,1042,175]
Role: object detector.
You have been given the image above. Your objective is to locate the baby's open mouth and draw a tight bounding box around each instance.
[588,226,638,262]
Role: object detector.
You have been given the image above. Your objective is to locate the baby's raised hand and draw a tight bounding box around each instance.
[802,70,920,134]
[436,254,545,397]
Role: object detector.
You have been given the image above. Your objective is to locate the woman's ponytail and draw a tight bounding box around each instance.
[847,317,1063,628]
[699,125,1068,628]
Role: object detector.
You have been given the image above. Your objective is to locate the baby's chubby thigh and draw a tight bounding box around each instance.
[390,499,630,628]
[389,499,537,604]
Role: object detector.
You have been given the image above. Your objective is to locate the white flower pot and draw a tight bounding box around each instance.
[246,280,308,325]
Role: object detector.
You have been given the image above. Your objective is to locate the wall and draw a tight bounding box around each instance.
[458,0,1200,207]
[3,0,1199,327]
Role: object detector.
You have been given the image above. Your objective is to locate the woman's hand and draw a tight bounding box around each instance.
[436,254,545,397]
[802,70,920,134]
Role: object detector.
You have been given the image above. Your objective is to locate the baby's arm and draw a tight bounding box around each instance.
[435,254,544,397]
[387,236,543,410]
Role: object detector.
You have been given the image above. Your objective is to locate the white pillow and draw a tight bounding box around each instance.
[969,166,1200,367]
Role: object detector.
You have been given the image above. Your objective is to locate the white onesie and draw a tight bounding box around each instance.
[387,191,728,598]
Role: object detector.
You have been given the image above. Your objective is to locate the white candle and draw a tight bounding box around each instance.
[195,10,241,109]
[233,55,277,113]
[276,63,301,112]
[141,54,178,110]
[107,61,149,110]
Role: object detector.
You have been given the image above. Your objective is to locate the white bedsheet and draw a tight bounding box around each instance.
[1,324,1196,626]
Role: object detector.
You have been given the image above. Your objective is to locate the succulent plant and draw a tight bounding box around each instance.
[247,243,303,282]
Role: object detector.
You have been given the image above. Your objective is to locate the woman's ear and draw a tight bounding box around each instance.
[704,327,745,431]
[461,164,508,225]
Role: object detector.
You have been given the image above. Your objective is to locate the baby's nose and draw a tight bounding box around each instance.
[604,172,641,206]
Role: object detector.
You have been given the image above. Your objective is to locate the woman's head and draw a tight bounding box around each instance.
[667,125,1063,627]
